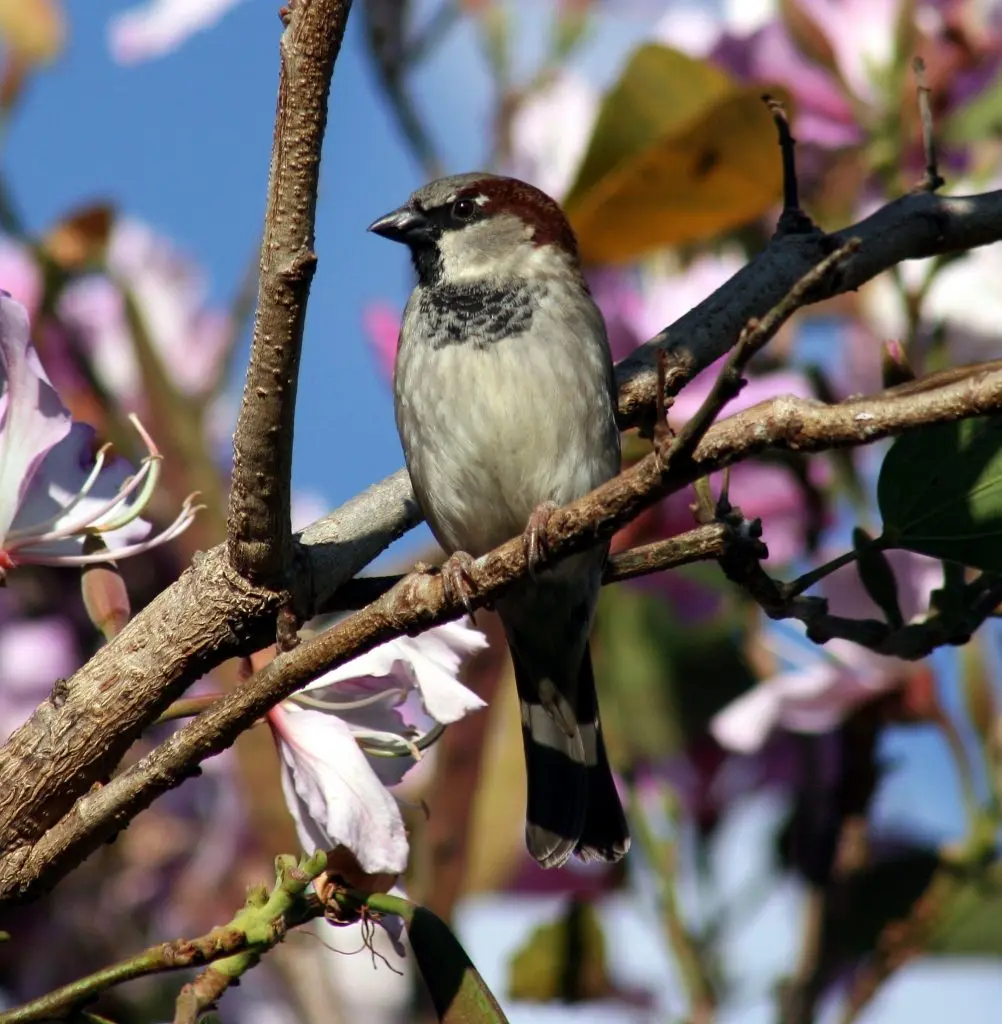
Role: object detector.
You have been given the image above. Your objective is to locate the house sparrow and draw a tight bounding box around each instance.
[369,173,629,868]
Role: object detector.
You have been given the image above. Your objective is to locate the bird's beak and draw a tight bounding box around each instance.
[367,205,431,244]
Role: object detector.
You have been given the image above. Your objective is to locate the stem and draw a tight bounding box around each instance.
[783,547,867,599]
[628,787,715,1022]
[155,694,227,724]
[0,853,329,1024]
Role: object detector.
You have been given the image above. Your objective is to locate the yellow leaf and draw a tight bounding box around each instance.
[0,0,65,65]
[507,899,612,1002]
[563,44,787,264]
[462,662,526,893]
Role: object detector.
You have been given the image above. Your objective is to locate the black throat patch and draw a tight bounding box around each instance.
[417,282,535,348]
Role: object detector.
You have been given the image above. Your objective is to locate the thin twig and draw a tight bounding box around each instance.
[913,57,945,193]
[659,239,861,469]
[320,525,732,613]
[764,94,815,235]
[363,0,444,178]
[629,786,716,1022]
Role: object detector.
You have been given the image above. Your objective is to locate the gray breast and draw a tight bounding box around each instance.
[417,282,535,348]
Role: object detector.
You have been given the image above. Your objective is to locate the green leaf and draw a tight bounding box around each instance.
[563,44,786,263]
[877,416,1002,570]
[407,904,510,1022]
[507,899,612,1002]
[926,860,1002,956]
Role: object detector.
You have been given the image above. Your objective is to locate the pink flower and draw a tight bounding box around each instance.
[861,177,1002,368]
[269,622,488,874]
[506,71,599,200]
[107,0,246,63]
[57,218,232,406]
[362,302,401,379]
[0,292,198,571]
[0,237,43,315]
[710,551,942,753]
[590,254,747,362]
[0,616,79,741]
[658,1,1002,157]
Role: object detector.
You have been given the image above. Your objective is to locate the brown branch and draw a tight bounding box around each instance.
[8,355,1002,903]
[226,0,353,585]
[323,525,732,612]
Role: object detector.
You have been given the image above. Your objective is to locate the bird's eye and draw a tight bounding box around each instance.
[452,197,476,220]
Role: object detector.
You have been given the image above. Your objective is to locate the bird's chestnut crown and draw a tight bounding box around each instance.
[368,173,580,286]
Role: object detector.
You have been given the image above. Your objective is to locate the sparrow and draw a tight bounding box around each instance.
[369,173,630,868]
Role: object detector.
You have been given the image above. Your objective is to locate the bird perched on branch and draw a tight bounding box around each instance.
[369,173,629,868]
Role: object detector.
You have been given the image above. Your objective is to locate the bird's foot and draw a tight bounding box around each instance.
[523,501,559,579]
[439,550,479,625]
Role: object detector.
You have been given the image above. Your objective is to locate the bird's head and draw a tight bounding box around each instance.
[368,173,581,288]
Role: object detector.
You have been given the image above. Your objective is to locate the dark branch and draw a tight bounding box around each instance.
[912,56,944,193]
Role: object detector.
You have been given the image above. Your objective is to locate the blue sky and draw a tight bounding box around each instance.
[5,2,1001,1019]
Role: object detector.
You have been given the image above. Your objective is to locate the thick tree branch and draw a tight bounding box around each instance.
[616,188,1002,427]
[7,356,1002,903]
[226,0,353,585]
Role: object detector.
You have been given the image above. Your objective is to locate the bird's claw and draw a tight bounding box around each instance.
[523,501,559,579]
[440,551,479,625]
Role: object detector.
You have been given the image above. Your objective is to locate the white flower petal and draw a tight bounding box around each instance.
[273,706,409,875]
[107,0,245,64]
[10,423,153,557]
[0,293,73,539]
[711,674,791,754]
[506,71,598,201]
[307,621,488,725]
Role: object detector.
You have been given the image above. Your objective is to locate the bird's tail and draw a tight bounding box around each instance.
[511,645,630,868]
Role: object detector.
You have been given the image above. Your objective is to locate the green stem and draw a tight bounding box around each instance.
[934,708,983,837]
[629,788,715,1022]
[0,853,329,1024]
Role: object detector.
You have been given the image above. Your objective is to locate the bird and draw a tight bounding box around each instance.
[369,172,630,868]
